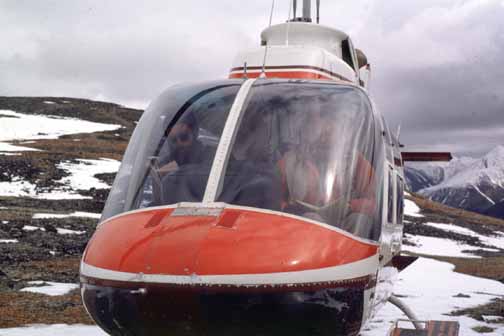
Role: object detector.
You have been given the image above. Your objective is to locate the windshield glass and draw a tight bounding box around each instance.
[217,80,384,240]
[101,80,242,221]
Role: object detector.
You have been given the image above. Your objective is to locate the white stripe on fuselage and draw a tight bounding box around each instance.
[81,253,378,287]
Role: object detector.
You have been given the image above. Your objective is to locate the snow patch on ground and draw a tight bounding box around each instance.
[33,212,101,219]
[362,258,504,336]
[22,225,83,235]
[57,159,120,191]
[0,142,40,153]
[20,281,79,296]
[404,199,424,217]
[0,178,91,199]
[23,225,45,232]
[0,324,107,336]
[0,239,18,243]
[483,315,502,323]
[424,222,504,250]
[0,181,63,198]
[0,178,37,198]
[67,211,101,218]
[0,109,121,145]
[0,158,120,199]
[403,233,498,258]
[55,228,85,235]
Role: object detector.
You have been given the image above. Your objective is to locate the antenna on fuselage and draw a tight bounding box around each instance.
[286,1,293,45]
[260,0,276,78]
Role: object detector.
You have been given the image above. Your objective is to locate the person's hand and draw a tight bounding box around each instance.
[332,197,351,212]
[159,161,179,174]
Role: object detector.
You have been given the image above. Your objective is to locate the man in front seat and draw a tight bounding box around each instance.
[278,105,377,239]
[152,113,215,205]
[159,113,211,175]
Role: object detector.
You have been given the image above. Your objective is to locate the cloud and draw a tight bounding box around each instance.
[0,0,264,107]
[0,0,503,156]
[353,0,504,156]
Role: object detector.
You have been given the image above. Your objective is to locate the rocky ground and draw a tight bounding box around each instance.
[0,96,503,333]
[0,97,140,327]
[402,194,504,331]
[403,194,504,258]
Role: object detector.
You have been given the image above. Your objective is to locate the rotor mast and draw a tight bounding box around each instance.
[291,0,320,23]
[302,0,311,21]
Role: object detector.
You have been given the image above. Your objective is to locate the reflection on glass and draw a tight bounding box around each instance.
[101,81,242,221]
[218,81,383,240]
[101,79,384,241]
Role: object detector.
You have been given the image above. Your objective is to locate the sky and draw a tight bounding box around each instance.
[1,0,503,157]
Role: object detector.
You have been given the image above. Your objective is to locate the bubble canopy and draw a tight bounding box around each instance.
[101,79,384,240]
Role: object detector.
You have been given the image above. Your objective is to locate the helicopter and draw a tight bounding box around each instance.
[79,1,455,335]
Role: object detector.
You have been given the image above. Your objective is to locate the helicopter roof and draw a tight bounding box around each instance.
[261,22,349,59]
[230,21,366,87]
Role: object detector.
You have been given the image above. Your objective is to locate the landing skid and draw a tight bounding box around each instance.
[387,296,460,336]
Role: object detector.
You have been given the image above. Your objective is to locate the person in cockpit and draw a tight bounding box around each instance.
[158,113,212,175]
[319,113,377,229]
[278,109,325,215]
[152,113,214,205]
[278,106,377,237]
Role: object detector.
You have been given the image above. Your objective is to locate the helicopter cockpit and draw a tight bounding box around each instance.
[101,79,384,241]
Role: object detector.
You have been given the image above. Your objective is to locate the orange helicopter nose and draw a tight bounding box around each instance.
[81,206,379,336]
[82,206,378,281]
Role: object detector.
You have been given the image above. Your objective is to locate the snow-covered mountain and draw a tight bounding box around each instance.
[404,157,478,192]
[404,165,443,192]
[407,146,504,216]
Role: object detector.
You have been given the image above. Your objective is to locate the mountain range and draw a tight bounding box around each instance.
[405,146,504,219]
